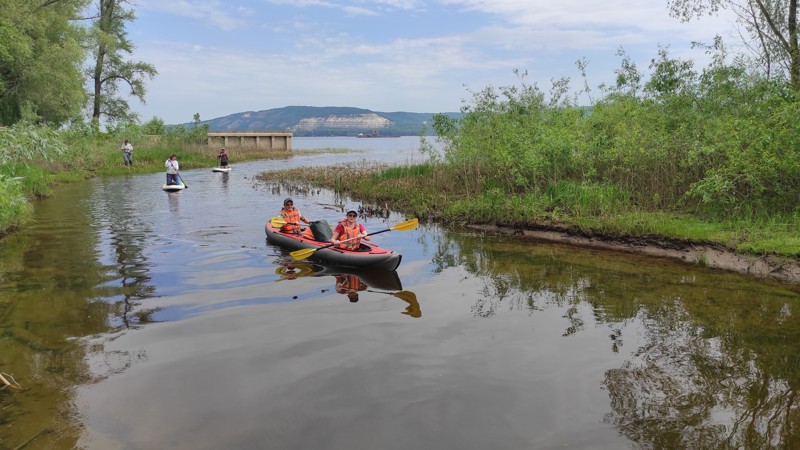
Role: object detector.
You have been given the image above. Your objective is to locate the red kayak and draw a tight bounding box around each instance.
[265,222,402,271]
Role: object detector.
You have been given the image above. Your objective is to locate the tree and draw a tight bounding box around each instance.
[668,0,800,89]
[0,0,88,125]
[87,0,156,126]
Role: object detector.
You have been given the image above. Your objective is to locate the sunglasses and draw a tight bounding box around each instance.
[347,213,357,217]
[284,203,293,206]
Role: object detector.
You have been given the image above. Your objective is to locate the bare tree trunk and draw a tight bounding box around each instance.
[91,0,115,121]
[789,0,799,89]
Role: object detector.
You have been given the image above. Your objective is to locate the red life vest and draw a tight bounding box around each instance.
[281,208,301,233]
[336,274,365,293]
[337,222,363,250]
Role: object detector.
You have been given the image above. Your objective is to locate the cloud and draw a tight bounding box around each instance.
[138,0,247,30]
[128,0,739,123]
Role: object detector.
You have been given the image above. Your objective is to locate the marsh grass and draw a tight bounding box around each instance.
[0,175,33,236]
[257,161,800,258]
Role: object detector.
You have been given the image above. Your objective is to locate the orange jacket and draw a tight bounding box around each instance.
[335,274,366,293]
[335,222,365,250]
[280,208,302,233]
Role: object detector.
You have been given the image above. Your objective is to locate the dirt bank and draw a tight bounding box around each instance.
[466,223,800,286]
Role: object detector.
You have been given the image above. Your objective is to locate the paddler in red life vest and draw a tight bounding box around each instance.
[331,210,371,250]
[279,198,311,234]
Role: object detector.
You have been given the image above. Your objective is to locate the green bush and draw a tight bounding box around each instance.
[0,175,33,235]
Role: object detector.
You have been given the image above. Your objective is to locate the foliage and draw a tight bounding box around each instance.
[141,117,166,135]
[0,122,68,165]
[87,0,157,125]
[667,0,800,89]
[0,174,33,235]
[163,123,210,146]
[0,0,88,126]
[432,46,800,224]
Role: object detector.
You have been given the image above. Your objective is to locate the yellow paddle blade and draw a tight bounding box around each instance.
[289,247,318,260]
[389,218,418,231]
[389,290,418,303]
[270,217,287,228]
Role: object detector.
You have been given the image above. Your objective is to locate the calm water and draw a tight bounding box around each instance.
[1,137,799,449]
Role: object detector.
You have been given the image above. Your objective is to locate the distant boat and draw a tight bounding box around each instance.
[356,131,400,138]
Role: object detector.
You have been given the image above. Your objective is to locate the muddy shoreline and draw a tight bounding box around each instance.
[466,223,800,286]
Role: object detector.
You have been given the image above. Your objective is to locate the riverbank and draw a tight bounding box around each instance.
[467,223,800,285]
[0,144,349,237]
[256,162,800,286]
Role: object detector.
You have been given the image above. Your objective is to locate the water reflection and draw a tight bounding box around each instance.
[274,261,421,317]
[93,178,159,329]
[366,288,422,318]
[3,140,800,448]
[167,190,181,216]
[437,227,800,448]
[335,273,366,302]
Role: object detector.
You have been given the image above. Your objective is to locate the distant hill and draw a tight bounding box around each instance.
[190,106,462,137]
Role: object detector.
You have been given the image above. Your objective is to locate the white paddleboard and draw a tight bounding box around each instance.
[162,181,186,191]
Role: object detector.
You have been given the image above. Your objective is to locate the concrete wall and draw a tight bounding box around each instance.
[207,131,292,151]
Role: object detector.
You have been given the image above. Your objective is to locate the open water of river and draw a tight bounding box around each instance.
[1,136,799,449]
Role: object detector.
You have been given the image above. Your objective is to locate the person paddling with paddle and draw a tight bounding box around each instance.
[287,217,418,261]
[331,210,370,251]
[165,154,180,185]
[279,198,311,234]
[218,148,229,168]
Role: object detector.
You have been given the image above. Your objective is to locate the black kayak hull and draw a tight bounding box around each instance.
[265,223,402,271]
[275,262,403,291]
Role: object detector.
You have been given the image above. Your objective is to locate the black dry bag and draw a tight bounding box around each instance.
[309,220,333,242]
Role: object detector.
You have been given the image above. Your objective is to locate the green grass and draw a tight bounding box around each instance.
[0,139,348,236]
[257,161,800,258]
[0,175,33,236]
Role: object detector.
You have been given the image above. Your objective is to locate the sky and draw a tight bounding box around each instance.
[126,0,738,125]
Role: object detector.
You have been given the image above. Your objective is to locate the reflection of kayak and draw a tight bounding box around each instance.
[212,167,231,173]
[318,265,402,291]
[162,181,186,191]
[275,261,320,279]
[275,261,403,291]
[265,222,402,271]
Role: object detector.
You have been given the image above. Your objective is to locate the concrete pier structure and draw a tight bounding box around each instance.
[207,131,292,151]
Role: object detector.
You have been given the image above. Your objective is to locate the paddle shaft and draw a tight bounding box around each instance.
[289,228,378,260]
[288,218,417,260]
[316,227,386,252]
[176,171,188,188]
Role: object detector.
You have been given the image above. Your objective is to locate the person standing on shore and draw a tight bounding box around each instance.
[121,139,133,167]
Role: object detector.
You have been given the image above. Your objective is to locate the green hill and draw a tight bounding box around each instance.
[191,106,461,137]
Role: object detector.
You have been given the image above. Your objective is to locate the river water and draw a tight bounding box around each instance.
[1,137,799,449]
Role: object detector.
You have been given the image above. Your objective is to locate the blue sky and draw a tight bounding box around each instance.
[127,0,736,124]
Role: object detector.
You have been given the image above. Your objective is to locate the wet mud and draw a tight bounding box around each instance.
[468,223,800,285]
